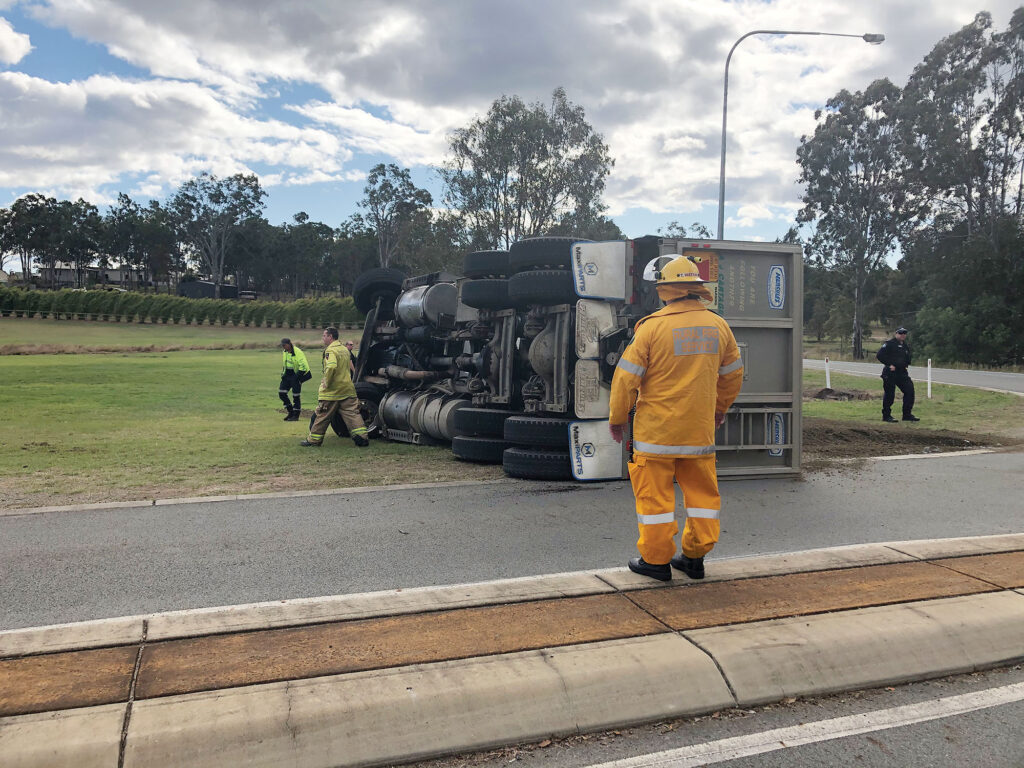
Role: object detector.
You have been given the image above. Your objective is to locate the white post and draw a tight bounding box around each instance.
[927,359,932,399]
[825,356,831,389]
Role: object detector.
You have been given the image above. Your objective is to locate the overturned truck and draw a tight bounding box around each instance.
[345,236,802,481]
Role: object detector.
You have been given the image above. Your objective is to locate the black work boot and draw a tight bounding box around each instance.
[882,415,898,423]
[670,553,705,580]
[628,557,671,582]
[352,434,369,447]
[285,409,300,421]
[902,415,920,422]
[299,440,321,447]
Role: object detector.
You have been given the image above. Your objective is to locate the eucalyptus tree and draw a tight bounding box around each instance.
[168,173,266,297]
[356,164,432,269]
[796,79,923,358]
[441,87,613,249]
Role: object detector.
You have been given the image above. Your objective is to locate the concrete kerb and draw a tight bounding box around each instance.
[4,533,1024,658]
[16,590,1024,768]
[2,533,1024,768]
[0,478,519,518]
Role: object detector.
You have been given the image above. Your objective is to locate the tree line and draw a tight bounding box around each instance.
[0,88,621,300]
[798,9,1024,366]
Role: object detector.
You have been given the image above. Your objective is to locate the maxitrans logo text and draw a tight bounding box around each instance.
[767,265,786,310]
[572,424,584,475]
[768,413,785,457]
[573,246,587,294]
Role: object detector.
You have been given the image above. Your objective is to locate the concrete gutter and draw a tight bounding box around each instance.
[1,533,1023,768]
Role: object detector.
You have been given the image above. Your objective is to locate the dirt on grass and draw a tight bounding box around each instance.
[802,386,1021,465]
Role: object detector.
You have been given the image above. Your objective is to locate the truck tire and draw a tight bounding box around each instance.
[452,435,508,463]
[463,250,510,278]
[508,237,590,271]
[502,447,573,480]
[353,268,406,320]
[452,407,518,437]
[508,269,576,306]
[503,416,572,447]
[330,382,384,439]
[461,279,511,310]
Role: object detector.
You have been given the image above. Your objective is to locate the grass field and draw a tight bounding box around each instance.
[802,369,1024,437]
[3,320,1022,510]
[0,317,361,354]
[0,349,503,509]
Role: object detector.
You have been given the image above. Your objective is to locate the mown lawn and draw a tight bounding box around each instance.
[0,349,503,510]
[0,316,361,353]
[802,369,1024,437]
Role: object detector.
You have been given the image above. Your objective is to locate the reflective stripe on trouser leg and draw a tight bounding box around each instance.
[676,455,721,559]
[307,400,341,444]
[337,397,367,438]
[292,394,300,411]
[628,456,679,565]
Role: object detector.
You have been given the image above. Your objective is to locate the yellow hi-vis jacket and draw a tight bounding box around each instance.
[282,346,310,375]
[609,298,743,457]
[318,340,356,401]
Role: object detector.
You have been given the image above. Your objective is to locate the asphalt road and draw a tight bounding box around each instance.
[803,358,1024,395]
[2,449,1022,630]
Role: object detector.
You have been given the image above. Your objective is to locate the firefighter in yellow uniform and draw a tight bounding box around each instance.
[609,255,744,581]
[301,327,370,448]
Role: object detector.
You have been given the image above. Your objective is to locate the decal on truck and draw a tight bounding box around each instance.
[768,413,786,457]
[767,265,786,310]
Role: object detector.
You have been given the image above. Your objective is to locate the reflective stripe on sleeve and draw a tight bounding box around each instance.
[616,358,646,377]
[637,512,676,525]
[633,441,716,455]
[686,507,720,519]
[719,358,743,375]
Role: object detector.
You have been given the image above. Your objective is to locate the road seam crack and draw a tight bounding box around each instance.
[118,619,148,768]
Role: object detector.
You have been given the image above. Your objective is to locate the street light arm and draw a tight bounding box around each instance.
[716,29,884,240]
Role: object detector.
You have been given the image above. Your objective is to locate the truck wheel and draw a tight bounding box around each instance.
[502,447,573,480]
[353,268,406,320]
[463,250,510,278]
[452,435,508,463]
[452,407,518,437]
[503,416,572,447]
[461,279,511,310]
[508,269,576,306]
[508,237,590,271]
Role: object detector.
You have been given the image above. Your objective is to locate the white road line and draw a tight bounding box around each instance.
[584,681,1024,768]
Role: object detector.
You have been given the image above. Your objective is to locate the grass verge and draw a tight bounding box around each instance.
[802,369,1024,438]
[0,349,503,510]
[0,317,361,354]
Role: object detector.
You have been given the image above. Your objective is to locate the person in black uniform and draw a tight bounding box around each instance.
[876,327,920,423]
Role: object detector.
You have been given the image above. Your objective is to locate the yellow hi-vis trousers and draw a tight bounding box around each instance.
[627,454,721,565]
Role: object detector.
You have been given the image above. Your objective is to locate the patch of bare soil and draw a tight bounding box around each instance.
[803,417,1017,467]
[804,386,877,401]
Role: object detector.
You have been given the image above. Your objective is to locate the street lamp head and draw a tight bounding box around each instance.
[862,33,885,44]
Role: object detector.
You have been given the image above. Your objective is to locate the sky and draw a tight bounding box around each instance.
[1,0,1021,261]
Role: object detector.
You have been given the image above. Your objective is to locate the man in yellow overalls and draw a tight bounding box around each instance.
[301,327,370,448]
[609,255,744,581]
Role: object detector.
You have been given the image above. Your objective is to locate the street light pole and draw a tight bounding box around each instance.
[716,30,884,240]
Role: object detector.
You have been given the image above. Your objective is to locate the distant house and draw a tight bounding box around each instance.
[37,261,148,289]
[177,281,239,299]
[0,268,9,284]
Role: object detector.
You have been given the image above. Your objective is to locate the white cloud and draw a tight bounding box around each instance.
[3,0,1023,235]
[0,16,31,65]
[0,71,351,201]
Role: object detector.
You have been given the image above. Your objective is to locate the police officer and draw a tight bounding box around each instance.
[876,327,920,423]
[279,338,311,421]
[608,255,744,581]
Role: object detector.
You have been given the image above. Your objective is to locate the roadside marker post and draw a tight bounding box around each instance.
[825,356,831,389]
[928,359,932,398]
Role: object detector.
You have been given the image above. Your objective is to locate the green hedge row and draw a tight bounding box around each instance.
[0,287,364,328]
